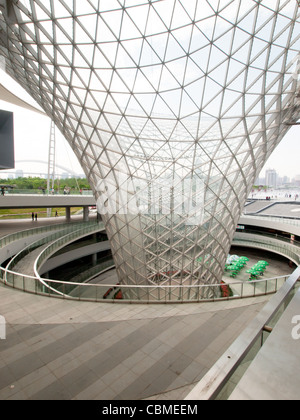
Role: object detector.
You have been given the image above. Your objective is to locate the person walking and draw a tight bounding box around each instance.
[35,213,38,221]
[32,212,34,221]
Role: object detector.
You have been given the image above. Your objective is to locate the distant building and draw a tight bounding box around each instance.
[281,176,290,185]
[265,169,278,188]
[293,175,300,187]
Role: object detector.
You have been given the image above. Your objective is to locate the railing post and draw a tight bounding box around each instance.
[265,279,267,295]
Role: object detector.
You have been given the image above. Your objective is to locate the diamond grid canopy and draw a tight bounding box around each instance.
[0,0,299,300]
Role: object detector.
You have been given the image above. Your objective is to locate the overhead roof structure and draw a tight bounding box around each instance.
[0,0,299,299]
[0,81,45,115]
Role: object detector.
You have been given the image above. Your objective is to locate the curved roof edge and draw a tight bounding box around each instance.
[0,82,45,116]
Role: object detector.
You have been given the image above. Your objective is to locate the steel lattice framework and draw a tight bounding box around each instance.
[0,0,299,300]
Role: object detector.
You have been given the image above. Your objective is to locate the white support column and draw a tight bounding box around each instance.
[92,253,97,267]
[47,121,56,217]
[66,207,71,222]
[83,206,89,222]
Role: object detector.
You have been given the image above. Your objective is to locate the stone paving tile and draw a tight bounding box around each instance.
[0,273,269,400]
[0,217,290,400]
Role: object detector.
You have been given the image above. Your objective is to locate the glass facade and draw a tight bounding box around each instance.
[0,1,299,298]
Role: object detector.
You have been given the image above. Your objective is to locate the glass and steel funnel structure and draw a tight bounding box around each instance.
[0,1,299,299]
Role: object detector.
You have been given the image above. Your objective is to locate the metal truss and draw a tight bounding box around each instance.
[0,0,299,299]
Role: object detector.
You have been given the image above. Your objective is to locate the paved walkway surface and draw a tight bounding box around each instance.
[0,283,270,400]
[0,218,274,400]
[229,286,300,400]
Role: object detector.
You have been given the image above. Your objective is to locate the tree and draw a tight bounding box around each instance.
[0,177,91,191]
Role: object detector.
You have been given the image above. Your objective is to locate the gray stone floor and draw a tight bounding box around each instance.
[0,218,284,400]
[0,283,270,400]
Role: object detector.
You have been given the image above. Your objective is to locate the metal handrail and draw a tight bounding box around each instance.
[5,221,100,274]
[184,266,300,400]
[0,264,291,303]
[233,232,300,265]
[1,221,300,303]
[34,222,105,276]
[31,228,300,301]
[241,214,300,226]
[236,230,300,247]
[0,220,83,247]
[5,189,94,196]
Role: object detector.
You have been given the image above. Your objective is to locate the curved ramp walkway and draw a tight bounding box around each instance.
[10,244,51,277]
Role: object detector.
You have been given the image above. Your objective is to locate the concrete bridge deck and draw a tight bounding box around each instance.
[0,194,96,209]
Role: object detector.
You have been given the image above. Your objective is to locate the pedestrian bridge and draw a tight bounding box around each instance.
[0,192,97,222]
[0,193,96,209]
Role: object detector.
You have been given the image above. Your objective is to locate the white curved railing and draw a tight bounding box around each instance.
[232,232,300,266]
[241,214,300,227]
[1,221,300,303]
[4,189,94,196]
[34,223,105,276]
[4,221,101,276]
[2,221,103,297]
[0,220,86,248]
[0,264,292,304]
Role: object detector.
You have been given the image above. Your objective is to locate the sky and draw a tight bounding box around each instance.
[0,68,299,181]
[0,69,84,179]
[260,124,300,180]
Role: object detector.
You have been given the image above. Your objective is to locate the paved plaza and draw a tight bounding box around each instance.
[0,218,289,400]
[0,282,270,400]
